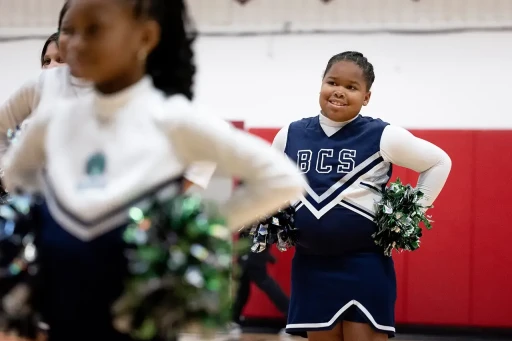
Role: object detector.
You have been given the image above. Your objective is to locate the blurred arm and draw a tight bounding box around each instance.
[161,96,305,230]
[0,74,42,162]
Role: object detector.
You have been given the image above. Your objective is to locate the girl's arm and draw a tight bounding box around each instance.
[183,161,217,191]
[162,97,305,231]
[271,125,289,152]
[1,110,48,193]
[0,75,42,161]
[380,125,452,207]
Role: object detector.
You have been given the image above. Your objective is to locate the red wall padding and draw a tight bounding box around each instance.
[240,128,512,328]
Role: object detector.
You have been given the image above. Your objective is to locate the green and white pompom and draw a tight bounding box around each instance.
[373,178,433,257]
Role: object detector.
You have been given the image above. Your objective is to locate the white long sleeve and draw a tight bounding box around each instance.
[183,161,217,189]
[162,100,305,230]
[0,75,41,160]
[271,125,289,152]
[182,117,232,189]
[380,125,451,206]
[2,107,49,193]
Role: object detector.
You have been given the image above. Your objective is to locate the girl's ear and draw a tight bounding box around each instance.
[138,19,160,61]
[363,91,371,106]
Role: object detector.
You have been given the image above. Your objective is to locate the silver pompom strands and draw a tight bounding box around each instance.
[243,206,298,253]
[373,178,433,257]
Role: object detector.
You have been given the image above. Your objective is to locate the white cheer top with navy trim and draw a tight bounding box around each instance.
[273,113,451,255]
[2,76,305,240]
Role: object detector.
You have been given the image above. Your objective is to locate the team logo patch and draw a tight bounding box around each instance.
[77,151,107,190]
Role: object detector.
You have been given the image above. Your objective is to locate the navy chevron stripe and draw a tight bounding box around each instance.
[340,200,376,219]
[304,156,384,211]
[360,181,382,193]
[42,171,184,229]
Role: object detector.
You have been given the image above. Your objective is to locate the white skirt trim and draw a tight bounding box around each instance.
[285,299,395,333]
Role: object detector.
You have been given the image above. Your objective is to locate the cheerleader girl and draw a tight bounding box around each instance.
[272,51,451,341]
[41,32,64,69]
[1,0,305,340]
[0,1,216,191]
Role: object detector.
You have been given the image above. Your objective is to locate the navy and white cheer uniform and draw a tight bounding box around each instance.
[2,77,305,341]
[272,113,451,337]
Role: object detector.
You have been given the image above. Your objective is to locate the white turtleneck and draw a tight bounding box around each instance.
[0,66,217,189]
[2,76,305,239]
[272,113,451,207]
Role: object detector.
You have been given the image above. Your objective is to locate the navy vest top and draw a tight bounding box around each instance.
[284,115,392,256]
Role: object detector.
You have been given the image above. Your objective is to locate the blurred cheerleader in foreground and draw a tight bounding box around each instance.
[0,0,305,340]
[0,2,217,194]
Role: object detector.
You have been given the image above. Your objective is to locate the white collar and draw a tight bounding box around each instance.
[319,112,359,128]
[93,76,153,121]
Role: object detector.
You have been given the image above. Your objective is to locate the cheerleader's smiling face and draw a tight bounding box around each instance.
[319,60,372,122]
[61,0,160,94]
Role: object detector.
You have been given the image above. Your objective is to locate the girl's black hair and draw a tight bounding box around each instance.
[132,0,196,100]
[323,51,375,90]
[40,32,60,66]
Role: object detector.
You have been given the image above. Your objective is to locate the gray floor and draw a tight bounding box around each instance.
[178,333,511,341]
[395,336,510,341]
